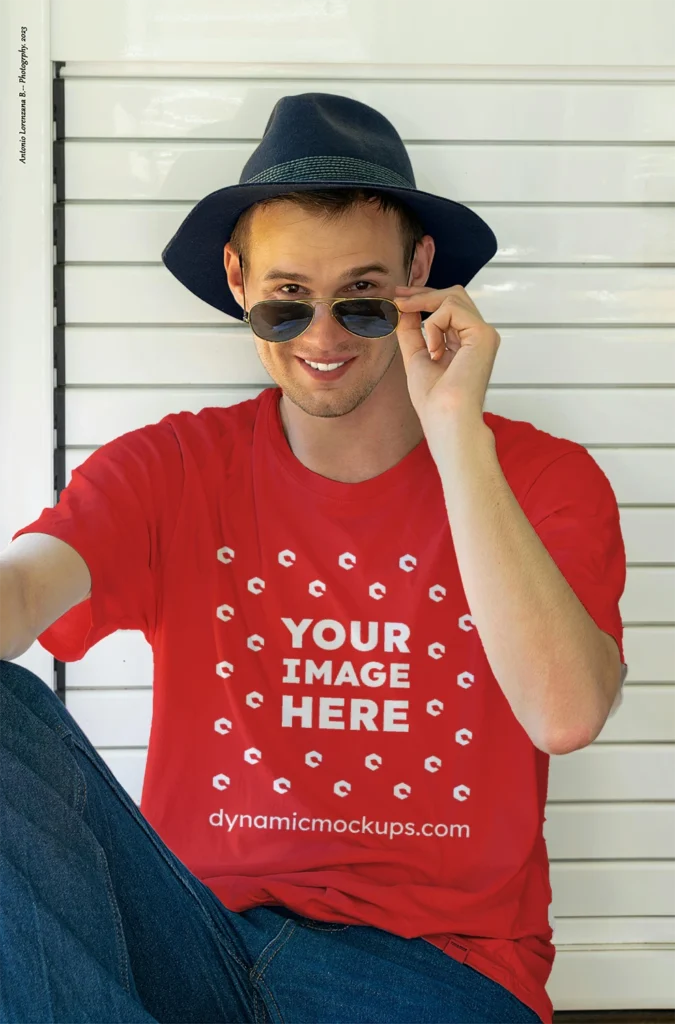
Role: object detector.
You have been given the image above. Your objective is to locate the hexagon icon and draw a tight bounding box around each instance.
[308,580,326,598]
[244,747,262,764]
[278,549,296,567]
[217,546,235,564]
[216,661,234,679]
[424,756,442,773]
[213,773,231,790]
[246,691,264,709]
[365,753,382,771]
[457,671,474,689]
[428,642,445,660]
[247,577,265,595]
[369,582,386,601]
[273,777,291,795]
[247,634,264,652]
[426,699,444,716]
[338,552,356,570]
[453,784,470,802]
[429,584,446,603]
[216,604,234,622]
[393,782,411,800]
[214,717,232,735]
[456,728,473,746]
[334,780,351,798]
[305,750,322,768]
[399,554,417,573]
[458,613,475,632]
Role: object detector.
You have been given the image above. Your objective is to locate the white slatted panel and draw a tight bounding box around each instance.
[53,28,674,1012]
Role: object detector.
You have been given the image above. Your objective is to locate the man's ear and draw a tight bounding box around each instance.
[411,234,435,287]
[224,243,245,309]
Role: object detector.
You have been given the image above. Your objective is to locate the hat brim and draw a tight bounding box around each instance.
[161,180,498,322]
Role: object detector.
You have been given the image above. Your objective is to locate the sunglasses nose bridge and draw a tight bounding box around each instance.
[303,299,349,337]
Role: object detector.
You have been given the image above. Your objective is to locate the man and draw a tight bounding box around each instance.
[0,93,627,1024]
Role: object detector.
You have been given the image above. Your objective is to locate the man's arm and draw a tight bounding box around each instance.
[0,534,91,661]
[434,416,623,757]
[395,284,622,757]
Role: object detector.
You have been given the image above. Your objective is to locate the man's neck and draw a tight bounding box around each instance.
[277,355,426,484]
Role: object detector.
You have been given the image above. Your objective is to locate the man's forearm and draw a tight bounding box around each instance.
[430,414,616,755]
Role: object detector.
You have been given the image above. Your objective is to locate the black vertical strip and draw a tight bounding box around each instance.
[53,63,66,705]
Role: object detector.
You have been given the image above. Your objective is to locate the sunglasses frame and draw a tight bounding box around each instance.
[237,246,416,343]
[242,296,402,343]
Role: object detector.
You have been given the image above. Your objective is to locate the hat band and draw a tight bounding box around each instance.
[243,155,414,189]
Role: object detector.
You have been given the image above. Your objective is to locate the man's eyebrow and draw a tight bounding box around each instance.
[261,263,392,283]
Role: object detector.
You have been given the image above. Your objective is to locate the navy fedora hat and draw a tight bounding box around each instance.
[161,92,498,321]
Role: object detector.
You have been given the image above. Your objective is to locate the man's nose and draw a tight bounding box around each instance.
[302,301,349,342]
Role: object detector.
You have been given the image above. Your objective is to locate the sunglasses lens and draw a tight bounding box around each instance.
[249,301,313,343]
[334,299,399,338]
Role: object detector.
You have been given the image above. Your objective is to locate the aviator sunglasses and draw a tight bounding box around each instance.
[239,248,415,344]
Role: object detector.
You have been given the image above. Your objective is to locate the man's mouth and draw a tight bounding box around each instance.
[304,359,348,371]
[296,356,356,380]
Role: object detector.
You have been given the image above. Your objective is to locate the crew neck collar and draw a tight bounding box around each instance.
[262,386,433,504]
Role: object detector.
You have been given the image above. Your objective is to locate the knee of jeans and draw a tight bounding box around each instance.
[0,659,75,741]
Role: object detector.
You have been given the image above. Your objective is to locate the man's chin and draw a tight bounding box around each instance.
[281,381,374,419]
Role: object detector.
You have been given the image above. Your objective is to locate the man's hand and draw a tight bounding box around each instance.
[394,283,501,434]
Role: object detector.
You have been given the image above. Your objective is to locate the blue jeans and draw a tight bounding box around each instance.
[0,660,542,1023]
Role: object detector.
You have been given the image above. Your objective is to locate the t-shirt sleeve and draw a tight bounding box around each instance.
[11,420,184,662]
[521,446,628,718]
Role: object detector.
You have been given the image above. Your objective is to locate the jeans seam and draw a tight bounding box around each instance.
[250,919,298,1024]
[67,751,131,997]
[93,838,133,995]
[69,734,251,974]
[301,921,349,932]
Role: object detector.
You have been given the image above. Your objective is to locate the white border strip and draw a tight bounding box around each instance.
[58,61,675,82]
[0,0,54,682]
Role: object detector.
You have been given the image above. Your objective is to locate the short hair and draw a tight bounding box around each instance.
[228,188,426,268]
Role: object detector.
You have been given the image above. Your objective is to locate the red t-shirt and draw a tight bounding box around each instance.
[14,386,628,1024]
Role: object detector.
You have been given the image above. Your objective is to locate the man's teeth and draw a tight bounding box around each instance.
[303,359,348,371]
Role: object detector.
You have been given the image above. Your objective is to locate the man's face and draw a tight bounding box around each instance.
[227,201,425,419]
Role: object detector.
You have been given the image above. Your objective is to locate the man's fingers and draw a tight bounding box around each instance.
[395,291,447,315]
[395,310,428,366]
[424,319,446,360]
